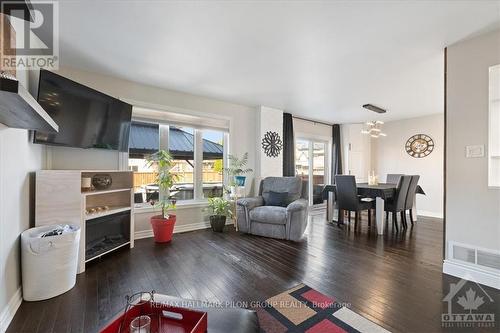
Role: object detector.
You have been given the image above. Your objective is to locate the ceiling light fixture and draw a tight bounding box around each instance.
[361,120,386,138]
[363,104,387,114]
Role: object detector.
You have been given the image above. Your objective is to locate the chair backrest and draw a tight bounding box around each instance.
[393,175,412,211]
[405,175,420,210]
[334,175,359,211]
[386,173,404,184]
[259,177,304,203]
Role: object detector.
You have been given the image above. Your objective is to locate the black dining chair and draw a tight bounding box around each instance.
[386,174,404,184]
[404,175,420,226]
[335,175,374,228]
[384,175,411,231]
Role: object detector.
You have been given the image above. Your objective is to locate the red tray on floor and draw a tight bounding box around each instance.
[100,301,207,333]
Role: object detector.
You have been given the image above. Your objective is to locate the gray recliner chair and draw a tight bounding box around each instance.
[236,176,308,241]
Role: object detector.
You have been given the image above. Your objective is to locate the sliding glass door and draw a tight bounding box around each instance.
[312,142,326,205]
[295,139,329,206]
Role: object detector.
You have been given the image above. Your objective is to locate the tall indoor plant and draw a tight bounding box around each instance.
[206,197,233,232]
[147,150,177,243]
[224,152,253,195]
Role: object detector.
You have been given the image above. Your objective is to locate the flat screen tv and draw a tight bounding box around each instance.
[34,70,132,151]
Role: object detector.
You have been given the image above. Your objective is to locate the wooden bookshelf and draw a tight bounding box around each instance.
[35,170,134,274]
[85,206,132,221]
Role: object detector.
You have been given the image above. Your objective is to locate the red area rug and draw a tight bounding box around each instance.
[255,284,390,333]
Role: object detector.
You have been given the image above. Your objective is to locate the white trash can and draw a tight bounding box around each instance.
[21,224,80,301]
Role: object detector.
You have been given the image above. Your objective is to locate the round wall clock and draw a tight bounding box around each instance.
[405,134,434,158]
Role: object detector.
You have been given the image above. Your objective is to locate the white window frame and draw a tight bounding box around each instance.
[124,118,229,209]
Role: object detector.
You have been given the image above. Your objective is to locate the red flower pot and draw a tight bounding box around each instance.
[150,214,176,243]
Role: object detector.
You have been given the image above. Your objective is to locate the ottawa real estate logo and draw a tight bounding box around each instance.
[442,276,496,329]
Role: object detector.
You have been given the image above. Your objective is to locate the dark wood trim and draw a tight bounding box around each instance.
[443,47,447,260]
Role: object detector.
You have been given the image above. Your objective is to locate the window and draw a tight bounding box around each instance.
[169,126,195,200]
[128,121,227,205]
[313,142,326,193]
[128,122,159,204]
[295,139,310,191]
[295,139,329,206]
[202,130,224,198]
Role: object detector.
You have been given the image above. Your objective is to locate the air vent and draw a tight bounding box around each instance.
[450,242,500,272]
[477,250,500,271]
[453,244,475,264]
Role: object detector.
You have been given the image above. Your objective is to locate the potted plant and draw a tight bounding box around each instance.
[147,150,177,243]
[206,197,233,232]
[224,152,253,195]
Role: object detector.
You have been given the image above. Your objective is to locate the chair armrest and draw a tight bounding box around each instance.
[237,196,264,210]
[287,198,308,212]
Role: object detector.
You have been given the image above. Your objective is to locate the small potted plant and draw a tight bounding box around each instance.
[224,152,253,195]
[206,197,233,232]
[147,150,177,243]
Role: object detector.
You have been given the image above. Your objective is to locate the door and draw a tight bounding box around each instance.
[295,139,329,206]
[312,142,327,205]
[295,139,310,199]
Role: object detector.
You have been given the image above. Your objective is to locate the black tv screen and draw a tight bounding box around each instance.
[34,70,132,151]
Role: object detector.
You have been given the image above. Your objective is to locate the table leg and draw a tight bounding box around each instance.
[412,196,418,222]
[375,197,385,235]
[327,192,336,222]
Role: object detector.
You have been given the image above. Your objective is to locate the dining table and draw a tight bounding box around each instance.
[322,183,425,235]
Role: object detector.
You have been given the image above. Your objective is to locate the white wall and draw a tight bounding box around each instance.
[372,114,444,217]
[341,123,372,183]
[257,106,283,181]
[0,68,45,330]
[446,30,500,255]
[38,67,259,233]
[40,67,258,174]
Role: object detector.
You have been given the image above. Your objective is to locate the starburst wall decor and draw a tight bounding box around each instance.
[261,131,283,158]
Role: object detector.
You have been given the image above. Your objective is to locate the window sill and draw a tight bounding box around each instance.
[134,199,209,214]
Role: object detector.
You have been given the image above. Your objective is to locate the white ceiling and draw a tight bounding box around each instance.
[53,0,499,123]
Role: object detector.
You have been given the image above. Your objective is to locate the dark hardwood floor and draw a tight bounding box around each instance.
[8,213,500,333]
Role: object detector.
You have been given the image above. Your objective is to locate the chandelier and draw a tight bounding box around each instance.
[361,121,386,138]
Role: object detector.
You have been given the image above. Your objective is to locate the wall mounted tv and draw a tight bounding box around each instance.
[33,70,132,151]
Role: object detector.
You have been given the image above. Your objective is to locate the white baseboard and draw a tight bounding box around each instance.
[134,229,154,240]
[443,259,500,290]
[0,287,22,333]
[417,210,443,219]
[134,219,234,240]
